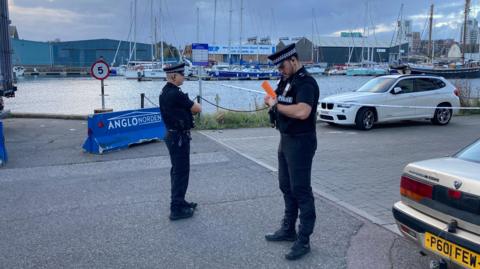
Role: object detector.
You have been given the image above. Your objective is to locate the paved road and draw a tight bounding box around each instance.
[202,115,480,233]
[0,118,433,268]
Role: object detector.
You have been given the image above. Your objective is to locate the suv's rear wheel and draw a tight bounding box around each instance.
[355,107,375,130]
[431,104,452,125]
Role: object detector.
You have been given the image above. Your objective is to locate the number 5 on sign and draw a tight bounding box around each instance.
[91,60,110,80]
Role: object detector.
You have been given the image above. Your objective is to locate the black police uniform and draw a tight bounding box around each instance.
[265,44,320,260]
[159,64,196,218]
[274,66,319,241]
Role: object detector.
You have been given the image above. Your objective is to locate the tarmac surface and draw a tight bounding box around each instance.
[0,118,438,268]
[202,115,480,234]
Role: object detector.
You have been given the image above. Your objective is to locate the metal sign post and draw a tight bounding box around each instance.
[90,59,112,113]
[101,79,105,109]
[192,43,209,118]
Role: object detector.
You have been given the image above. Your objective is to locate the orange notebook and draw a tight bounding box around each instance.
[261,81,277,98]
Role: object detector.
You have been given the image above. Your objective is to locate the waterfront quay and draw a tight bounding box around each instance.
[2,115,479,268]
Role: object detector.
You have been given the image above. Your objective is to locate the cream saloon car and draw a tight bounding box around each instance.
[393,138,480,269]
[318,75,460,130]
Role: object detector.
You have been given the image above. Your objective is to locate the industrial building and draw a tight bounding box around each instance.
[277,36,408,65]
[11,38,155,68]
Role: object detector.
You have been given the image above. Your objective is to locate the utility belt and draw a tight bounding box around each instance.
[280,131,316,138]
[168,129,191,136]
[167,129,192,147]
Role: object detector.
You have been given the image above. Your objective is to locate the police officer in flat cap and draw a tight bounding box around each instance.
[159,63,202,220]
[264,44,319,260]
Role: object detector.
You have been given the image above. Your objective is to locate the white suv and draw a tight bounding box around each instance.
[393,139,480,269]
[318,75,460,130]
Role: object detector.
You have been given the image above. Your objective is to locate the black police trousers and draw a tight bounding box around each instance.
[278,132,317,239]
[165,130,191,210]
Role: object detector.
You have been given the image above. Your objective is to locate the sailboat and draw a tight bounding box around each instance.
[408,0,480,78]
[125,0,166,80]
[305,9,326,75]
[346,2,388,76]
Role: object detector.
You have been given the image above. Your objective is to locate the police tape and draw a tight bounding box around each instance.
[204,81,264,95]
[143,95,159,107]
[331,103,480,110]
[204,82,480,110]
[197,96,268,112]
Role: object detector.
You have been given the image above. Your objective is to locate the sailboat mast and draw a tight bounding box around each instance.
[151,0,154,61]
[129,1,133,61]
[134,0,137,61]
[159,0,164,65]
[228,0,232,65]
[361,1,367,63]
[398,4,403,59]
[428,4,433,63]
[213,0,217,45]
[154,17,157,60]
[463,0,471,63]
[239,0,243,65]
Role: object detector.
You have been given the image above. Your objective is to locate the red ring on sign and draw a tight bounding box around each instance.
[90,60,110,80]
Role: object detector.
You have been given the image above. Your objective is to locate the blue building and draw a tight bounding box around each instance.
[11,38,154,67]
[11,39,52,66]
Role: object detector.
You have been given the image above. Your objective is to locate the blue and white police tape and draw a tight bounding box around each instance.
[82,107,166,154]
[330,103,480,110]
[0,121,7,166]
[205,81,264,95]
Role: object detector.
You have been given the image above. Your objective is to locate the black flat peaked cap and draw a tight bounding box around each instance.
[267,44,297,65]
[163,63,185,74]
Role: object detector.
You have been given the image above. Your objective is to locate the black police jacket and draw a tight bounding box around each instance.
[274,67,319,134]
[159,82,194,131]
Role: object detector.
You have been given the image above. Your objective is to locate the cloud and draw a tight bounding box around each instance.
[6,0,476,45]
[9,0,81,24]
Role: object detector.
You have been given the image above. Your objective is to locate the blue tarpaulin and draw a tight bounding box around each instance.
[82,108,166,154]
[0,121,7,165]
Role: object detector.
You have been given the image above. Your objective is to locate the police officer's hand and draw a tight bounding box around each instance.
[264,95,277,107]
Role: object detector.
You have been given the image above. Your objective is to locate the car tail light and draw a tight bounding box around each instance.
[454,88,460,97]
[447,189,462,200]
[400,176,433,202]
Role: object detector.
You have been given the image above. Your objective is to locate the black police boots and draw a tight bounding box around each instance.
[285,236,311,260]
[265,219,297,242]
[169,206,194,221]
[185,201,197,209]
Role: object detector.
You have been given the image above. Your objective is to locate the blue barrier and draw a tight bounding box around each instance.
[0,121,7,166]
[82,108,166,154]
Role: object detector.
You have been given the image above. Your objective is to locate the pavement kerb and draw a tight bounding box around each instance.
[198,130,401,236]
[8,112,88,120]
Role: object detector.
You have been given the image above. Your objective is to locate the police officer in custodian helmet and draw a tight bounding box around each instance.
[264,44,320,260]
[159,63,202,221]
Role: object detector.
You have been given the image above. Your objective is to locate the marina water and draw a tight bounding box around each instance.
[5,76,480,115]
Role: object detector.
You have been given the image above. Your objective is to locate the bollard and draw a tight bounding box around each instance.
[215,94,220,112]
[141,93,145,108]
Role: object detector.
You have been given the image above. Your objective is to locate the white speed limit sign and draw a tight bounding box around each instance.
[90,60,110,80]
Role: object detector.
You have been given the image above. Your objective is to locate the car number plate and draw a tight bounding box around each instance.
[425,232,480,269]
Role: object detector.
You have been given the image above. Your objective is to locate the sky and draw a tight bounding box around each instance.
[7,0,480,47]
